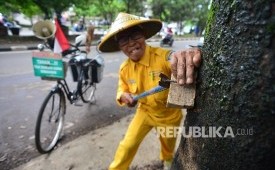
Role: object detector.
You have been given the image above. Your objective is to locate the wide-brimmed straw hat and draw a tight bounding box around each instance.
[98,12,162,52]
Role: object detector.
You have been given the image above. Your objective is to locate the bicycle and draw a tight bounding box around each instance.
[33,41,104,154]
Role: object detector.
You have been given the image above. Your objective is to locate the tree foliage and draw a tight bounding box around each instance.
[74,0,145,24]
[1,0,210,31]
[121,0,145,15]
[151,0,210,31]
[74,0,125,24]
[32,0,86,19]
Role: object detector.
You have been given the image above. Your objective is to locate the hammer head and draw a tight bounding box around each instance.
[158,73,176,88]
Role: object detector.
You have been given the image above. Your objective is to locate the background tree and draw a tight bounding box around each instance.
[0,0,41,24]
[1,0,89,23]
[20,4,42,25]
[121,0,145,15]
[32,0,86,22]
[1,0,211,33]
[75,0,125,24]
[74,0,149,26]
[172,0,275,169]
[150,0,172,20]
[151,0,210,34]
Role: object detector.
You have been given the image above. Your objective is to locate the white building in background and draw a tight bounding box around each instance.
[13,13,32,26]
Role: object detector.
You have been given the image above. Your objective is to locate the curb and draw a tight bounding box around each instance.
[0,45,37,52]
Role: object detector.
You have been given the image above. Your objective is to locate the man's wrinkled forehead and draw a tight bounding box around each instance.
[117,26,143,37]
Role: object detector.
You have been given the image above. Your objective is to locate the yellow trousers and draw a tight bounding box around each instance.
[109,108,182,170]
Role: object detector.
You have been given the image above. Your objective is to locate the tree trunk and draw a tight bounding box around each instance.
[172,0,275,170]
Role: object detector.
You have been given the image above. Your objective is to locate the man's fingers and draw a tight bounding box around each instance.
[123,93,137,107]
[186,52,195,84]
[193,50,202,67]
[121,93,133,104]
[128,96,134,104]
[177,51,186,85]
[170,48,201,85]
[170,54,178,78]
[125,93,134,103]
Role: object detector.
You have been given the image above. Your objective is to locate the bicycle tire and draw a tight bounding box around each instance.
[35,88,66,153]
[78,71,96,103]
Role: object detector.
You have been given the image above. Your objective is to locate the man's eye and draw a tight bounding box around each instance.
[131,32,143,39]
[118,36,129,46]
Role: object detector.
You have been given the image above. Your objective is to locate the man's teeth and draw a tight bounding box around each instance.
[131,48,139,53]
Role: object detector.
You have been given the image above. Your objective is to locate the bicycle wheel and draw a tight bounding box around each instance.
[78,71,96,103]
[35,89,66,153]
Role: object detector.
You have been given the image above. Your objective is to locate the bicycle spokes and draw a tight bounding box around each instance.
[35,91,65,153]
[48,94,62,123]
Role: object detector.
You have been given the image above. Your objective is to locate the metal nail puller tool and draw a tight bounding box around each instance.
[132,73,176,101]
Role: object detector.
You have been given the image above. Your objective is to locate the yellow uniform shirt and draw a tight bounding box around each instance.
[116,45,181,121]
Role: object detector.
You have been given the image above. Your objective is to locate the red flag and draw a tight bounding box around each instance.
[54,18,70,54]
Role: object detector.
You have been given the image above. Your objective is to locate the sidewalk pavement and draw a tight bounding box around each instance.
[13,114,159,170]
[13,112,185,170]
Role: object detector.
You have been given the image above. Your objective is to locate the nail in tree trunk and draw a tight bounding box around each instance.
[172,0,275,169]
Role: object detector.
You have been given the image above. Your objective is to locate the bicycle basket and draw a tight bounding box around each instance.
[89,55,104,83]
[69,59,80,82]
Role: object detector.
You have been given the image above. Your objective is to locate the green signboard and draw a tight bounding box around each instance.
[32,51,65,79]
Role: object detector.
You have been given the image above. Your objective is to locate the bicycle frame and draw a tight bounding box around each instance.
[54,79,77,104]
[51,56,96,104]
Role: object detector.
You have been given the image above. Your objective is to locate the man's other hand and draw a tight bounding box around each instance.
[120,93,137,107]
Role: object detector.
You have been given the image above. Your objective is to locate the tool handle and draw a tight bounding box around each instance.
[133,86,166,101]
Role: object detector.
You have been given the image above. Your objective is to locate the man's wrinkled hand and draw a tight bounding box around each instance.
[120,92,137,107]
[170,47,201,85]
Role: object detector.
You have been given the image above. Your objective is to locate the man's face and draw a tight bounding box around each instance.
[117,27,146,62]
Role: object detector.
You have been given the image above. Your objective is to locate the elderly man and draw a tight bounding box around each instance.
[98,12,201,170]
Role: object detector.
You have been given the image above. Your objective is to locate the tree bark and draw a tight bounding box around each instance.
[172,0,275,170]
